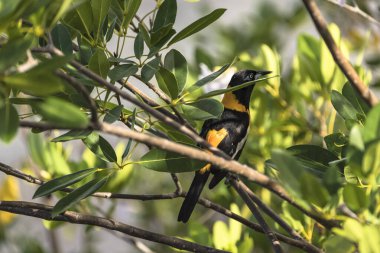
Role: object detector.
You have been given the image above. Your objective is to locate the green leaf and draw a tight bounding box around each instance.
[51,24,73,55]
[51,129,92,142]
[0,35,33,72]
[4,71,65,97]
[0,103,19,143]
[331,90,361,122]
[35,97,89,128]
[362,141,380,177]
[138,149,206,173]
[164,49,187,93]
[105,18,117,42]
[148,29,176,57]
[134,32,144,59]
[343,184,369,212]
[271,149,302,197]
[138,22,151,47]
[271,150,329,207]
[287,145,341,169]
[212,221,230,250]
[74,2,94,38]
[300,171,329,207]
[108,64,138,82]
[151,0,177,43]
[91,0,111,42]
[104,105,123,124]
[155,67,178,99]
[52,176,108,216]
[342,82,370,116]
[122,108,136,159]
[122,0,142,30]
[362,103,380,142]
[83,132,117,163]
[99,135,117,162]
[33,168,98,199]
[189,64,230,92]
[188,223,212,246]
[324,133,348,156]
[168,8,226,46]
[88,49,110,78]
[182,98,223,121]
[141,57,160,82]
[237,233,254,253]
[344,167,359,184]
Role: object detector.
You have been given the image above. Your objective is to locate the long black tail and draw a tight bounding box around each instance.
[178,171,210,223]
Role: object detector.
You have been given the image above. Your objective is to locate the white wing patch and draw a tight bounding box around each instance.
[232,127,249,159]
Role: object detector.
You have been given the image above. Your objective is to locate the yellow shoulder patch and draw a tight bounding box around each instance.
[199,128,228,174]
[206,128,228,147]
[221,92,248,112]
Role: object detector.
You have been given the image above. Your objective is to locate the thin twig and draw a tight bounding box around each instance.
[170,173,182,194]
[324,0,380,27]
[230,178,283,253]
[238,181,304,241]
[117,79,179,121]
[55,70,98,124]
[302,0,378,106]
[0,162,323,252]
[0,201,227,253]
[133,74,171,103]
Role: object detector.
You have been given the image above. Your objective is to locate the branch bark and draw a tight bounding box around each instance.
[17,120,339,229]
[230,178,283,253]
[302,0,378,106]
[0,162,323,253]
[0,201,227,253]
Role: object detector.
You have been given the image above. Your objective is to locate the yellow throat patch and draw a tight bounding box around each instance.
[221,92,248,112]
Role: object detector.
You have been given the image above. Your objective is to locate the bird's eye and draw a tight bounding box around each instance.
[249,73,254,79]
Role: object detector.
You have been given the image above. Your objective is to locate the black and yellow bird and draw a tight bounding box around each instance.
[178,69,271,223]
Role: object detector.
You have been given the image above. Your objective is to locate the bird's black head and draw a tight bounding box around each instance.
[228,69,272,87]
[224,69,271,110]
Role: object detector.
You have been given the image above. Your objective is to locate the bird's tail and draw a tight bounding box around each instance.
[208,171,228,189]
[178,171,210,223]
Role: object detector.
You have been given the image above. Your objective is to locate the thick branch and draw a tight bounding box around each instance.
[303,0,378,106]
[0,201,226,253]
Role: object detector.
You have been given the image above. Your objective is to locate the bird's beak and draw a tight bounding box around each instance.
[257,70,272,76]
[254,70,272,80]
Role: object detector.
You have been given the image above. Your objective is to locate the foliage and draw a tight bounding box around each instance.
[0,0,380,252]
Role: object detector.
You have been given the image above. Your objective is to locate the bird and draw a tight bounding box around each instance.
[178,69,271,223]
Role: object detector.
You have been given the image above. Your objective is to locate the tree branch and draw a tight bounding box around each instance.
[324,0,380,27]
[0,201,227,253]
[238,181,305,241]
[17,120,339,229]
[0,162,323,252]
[55,70,99,124]
[230,178,283,253]
[302,0,378,106]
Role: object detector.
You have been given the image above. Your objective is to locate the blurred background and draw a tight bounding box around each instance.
[1,0,380,252]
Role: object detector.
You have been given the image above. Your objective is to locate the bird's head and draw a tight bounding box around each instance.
[222,69,271,111]
[228,69,272,87]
